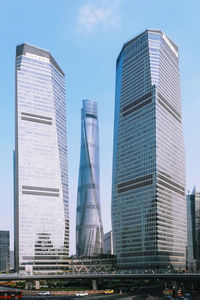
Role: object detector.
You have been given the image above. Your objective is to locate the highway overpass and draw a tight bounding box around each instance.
[0,272,199,281]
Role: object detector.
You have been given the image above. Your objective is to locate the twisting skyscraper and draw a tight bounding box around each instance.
[15,43,69,273]
[112,30,186,271]
[76,100,103,257]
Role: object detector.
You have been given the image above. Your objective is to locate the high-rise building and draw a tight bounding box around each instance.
[111,30,186,271]
[187,186,200,272]
[76,100,103,257]
[104,231,113,255]
[10,251,14,270]
[0,231,10,272]
[15,43,69,273]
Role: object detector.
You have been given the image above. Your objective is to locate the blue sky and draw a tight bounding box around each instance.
[0,0,200,254]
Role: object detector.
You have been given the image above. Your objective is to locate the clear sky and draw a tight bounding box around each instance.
[0,0,200,254]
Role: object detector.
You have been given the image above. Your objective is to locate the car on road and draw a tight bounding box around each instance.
[75,292,89,297]
[38,291,50,295]
[104,289,114,294]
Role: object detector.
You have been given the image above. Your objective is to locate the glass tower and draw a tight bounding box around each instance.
[76,100,103,257]
[0,231,10,272]
[112,30,186,271]
[187,186,200,272]
[15,43,69,273]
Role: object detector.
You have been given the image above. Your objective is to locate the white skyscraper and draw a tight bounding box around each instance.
[14,43,69,273]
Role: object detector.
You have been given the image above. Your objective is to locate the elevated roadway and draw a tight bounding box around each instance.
[0,273,199,281]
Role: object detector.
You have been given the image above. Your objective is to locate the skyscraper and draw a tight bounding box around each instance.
[0,231,10,272]
[112,30,186,271]
[15,43,69,273]
[187,186,200,272]
[104,231,113,255]
[76,100,103,257]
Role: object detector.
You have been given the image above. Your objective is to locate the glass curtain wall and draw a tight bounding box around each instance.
[76,100,103,257]
[112,30,186,271]
[15,43,69,273]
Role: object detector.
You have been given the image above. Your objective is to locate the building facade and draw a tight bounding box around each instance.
[187,186,200,272]
[76,100,104,257]
[10,251,14,270]
[104,231,113,255]
[112,30,186,271]
[15,43,69,273]
[0,231,10,272]
[69,254,116,273]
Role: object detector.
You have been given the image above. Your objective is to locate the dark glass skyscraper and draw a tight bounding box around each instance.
[187,186,200,272]
[76,100,103,257]
[0,231,9,272]
[112,30,186,271]
[15,44,69,273]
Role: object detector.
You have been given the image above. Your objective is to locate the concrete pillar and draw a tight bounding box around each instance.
[172,280,177,289]
[191,281,194,290]
[172,280,177,297]
[25,280,33,290]
[92,279,97,290]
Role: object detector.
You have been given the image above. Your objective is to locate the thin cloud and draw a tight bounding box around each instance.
[77,1,120,32]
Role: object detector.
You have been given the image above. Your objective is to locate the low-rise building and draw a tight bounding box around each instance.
[69,254,116,273]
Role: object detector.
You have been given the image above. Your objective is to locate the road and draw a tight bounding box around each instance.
[0,285,161,299]
[22,295,143,300]
[22,288,155,299]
